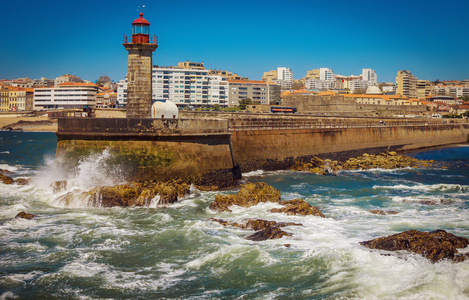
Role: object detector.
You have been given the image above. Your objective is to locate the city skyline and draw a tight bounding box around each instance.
[1,0,468,84]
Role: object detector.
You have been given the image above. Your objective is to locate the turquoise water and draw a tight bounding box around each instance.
[1,131,469,299]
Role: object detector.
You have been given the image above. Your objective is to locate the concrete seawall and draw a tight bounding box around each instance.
[56,117,469,186]
[231,123,469,172]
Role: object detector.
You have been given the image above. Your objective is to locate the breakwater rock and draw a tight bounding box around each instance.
[209,182,281,212]
[56,180,190,207]
[360,229,469,263]
[0,170,29,185]
[209,182,324,217]
[271,199,325,217]
[16,211,35,220]
[292,152,437,175]
[210,218,302,241]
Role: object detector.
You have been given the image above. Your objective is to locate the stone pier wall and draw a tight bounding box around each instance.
[56,118,240,188]
[56,117,469,186]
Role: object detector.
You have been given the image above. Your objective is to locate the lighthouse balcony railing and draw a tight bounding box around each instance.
[123,34,158,45]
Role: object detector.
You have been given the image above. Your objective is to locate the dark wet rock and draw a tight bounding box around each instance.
[51,180,68,193]
[0,174,14,185]
[14,178,30,185]
[209,182,281,212]
[246,227,292,241]
[418,199,453,205]
[369,210,399,215]
[271,199,325,217]
[0,169,11,173]
[360,229,469,263]
[16,211,35,220]
[210,218,301,241]
[210,218,302,231]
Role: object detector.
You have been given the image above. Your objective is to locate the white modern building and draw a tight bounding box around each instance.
[319,68,335,81]
[362,68,377,84]
[275,67,294,89]
[117,79,127,107]
[152,66,229,107]
[305,79,334,90]
[34,83,98,110]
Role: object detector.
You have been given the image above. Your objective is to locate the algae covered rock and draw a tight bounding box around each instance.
[16,211,35,220]
[360,229,469,263]
[209,182,281,212]
[291,157,342,175]
[56,180,191,207]
[14,178,30,186]
[343,152,436,170]
[0,174,14,185]
[271,199,325,217]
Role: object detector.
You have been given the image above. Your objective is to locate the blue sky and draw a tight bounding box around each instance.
[1,0,468,83]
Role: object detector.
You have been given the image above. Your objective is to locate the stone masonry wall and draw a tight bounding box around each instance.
[124,44,157,118]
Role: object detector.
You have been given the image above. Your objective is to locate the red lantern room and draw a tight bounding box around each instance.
[123,12,157,45]
[132,12,150,43]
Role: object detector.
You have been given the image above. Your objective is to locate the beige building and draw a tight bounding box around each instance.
[396,70,418,98]
[0,88,9,111]
[305,69,320,80]
[177,61,205,70]
[262,70,277,82]
[0,87,34,111]
[228,80,281,106]
[416,80,431,99]
[208,70,241,80]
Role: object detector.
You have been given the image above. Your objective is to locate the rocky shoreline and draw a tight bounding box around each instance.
[9,151,469,263]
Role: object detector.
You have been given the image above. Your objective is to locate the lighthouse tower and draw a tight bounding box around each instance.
[123,12,158,118]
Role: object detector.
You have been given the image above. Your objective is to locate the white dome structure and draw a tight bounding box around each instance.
[366,86,382,95]
[151,100,179,119]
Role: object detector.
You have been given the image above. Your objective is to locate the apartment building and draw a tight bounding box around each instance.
[449,86,469,98]
[54,74,83,87]
[305,79,334,90]
[275,67,293,89]
[34,82,98,110]
[0,87,34,111]
[396,70,418,98]
[362,68,377,84]
[416,80,431,99]
[152,66,229,107]
[262,70,277,82]
[228,80,280,106]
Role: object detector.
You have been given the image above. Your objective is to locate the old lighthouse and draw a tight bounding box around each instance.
[123,12,158,118]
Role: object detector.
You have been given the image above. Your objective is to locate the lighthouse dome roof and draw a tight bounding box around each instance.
[151,100,179,119]
[132,12,150,25]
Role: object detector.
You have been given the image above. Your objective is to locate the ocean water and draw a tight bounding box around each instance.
[0,131,469,299]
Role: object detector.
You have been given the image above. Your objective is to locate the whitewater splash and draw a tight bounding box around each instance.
[29,149,131,207]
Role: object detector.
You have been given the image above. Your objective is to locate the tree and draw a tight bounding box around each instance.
[238,98,253,110]
[291,81,304,90]
[96,76,111,85]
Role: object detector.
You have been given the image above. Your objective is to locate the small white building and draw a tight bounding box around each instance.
[151,100,179,119]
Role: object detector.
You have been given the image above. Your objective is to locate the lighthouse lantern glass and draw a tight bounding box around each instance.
[133,24,149,35]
